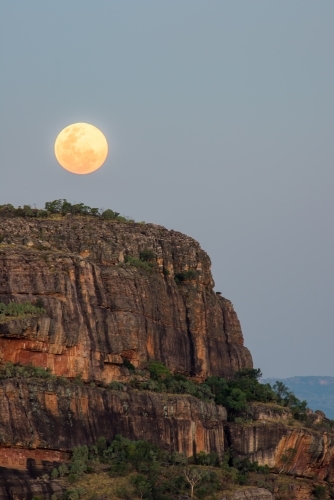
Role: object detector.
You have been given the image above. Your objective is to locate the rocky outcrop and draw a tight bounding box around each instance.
[0,470,63,500]
[229,489,273,500]
[0,377,226,471]
[226,404,334,482]
[0,217,252,383]
[1,216,333,499]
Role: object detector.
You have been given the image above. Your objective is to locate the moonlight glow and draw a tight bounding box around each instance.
[54,123,108,174]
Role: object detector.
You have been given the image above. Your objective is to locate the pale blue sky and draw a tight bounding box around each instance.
[1,1,333,377]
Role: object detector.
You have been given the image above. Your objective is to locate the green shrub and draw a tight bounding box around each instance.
[64,488,85,500]
[195,451,219,467]
[147,360,171,380]
[101,209,119,220]
[0,301,46,319]
[51,468,59,479]
[58,464,69,477]
[115,486,133,500]
[108,461,129,477]
[236,472,248,485]
[124,255,154,272]
[71,446,89,472]
[96,436,107,456]
[313,485,327,499]
[34,298,45,309]
[0,362,52,380]
[271,379,308,419]
[174,269,198,283]
[205,368,285,419]
[73,373,84,386]
[131,474,152,499]
[139,249,155,262]
[122,358,135,372]
[107,381,125,391]
[0,200,132,222]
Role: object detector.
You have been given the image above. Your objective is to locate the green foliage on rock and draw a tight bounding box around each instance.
[313,485,327,499]
[139,249,155,262]
[0,301,46,321]
[107,381,126,391]
[147,360,171,380]
[0,362,52,380]
[124,253,156,272]
[130,361,214,402]
[101,208,119,220]
[128,360,310,422]
[0,200,134,222]
[272,380,308,419]
[174,269,198,284]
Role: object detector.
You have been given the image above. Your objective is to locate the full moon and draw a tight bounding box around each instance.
[54,123,108,174]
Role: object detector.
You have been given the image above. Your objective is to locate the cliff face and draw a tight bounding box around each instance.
[226,404,334,482]
[0,217,242,497]
[1,217,332,500]
[0,378,226,472]
[0,217,252,383]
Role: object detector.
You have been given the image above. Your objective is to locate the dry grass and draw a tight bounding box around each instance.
[68,470,137,500]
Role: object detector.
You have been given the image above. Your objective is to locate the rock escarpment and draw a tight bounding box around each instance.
[226,404,334,482]
[1,216,333,499]
[0,217,252,383]
[0,217,246,497]
[0,378,226,470]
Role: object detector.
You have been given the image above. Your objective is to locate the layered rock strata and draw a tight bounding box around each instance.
[226,404,334,482]
[0,217,252,383]
[0,378,226,469]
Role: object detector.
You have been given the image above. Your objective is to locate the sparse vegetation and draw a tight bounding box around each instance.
[139,249,155,262]
[130,360,214,402]
[0,362,52,380]
[124,251,157,272]
[313,485,327,499]
[48,435,316,500]
[0,200,135,222]
[50,435,224,500]
[0,301,46,323]
[174,269,198,284]
[122,358,136,372]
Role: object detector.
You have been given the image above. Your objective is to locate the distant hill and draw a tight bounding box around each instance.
[262,376,334,419]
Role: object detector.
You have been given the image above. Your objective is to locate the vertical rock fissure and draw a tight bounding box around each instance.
[185,303,196,377]
[73,264,97,357]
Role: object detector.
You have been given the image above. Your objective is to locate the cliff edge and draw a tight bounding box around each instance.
[0,217,252,382]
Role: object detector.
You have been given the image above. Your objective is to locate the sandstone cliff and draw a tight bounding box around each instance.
[0,217,252,383]
[226,403,334,483]
[0,216,332,500]
[0,378,226,471]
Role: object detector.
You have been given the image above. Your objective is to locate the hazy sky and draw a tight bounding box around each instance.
[1,1,333,377]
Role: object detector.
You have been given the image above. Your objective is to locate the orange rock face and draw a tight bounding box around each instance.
[0,217,252,382]
[0,448,69,471]
[0,378,226,465]
[226,405,334,482]
[0,217,333,499]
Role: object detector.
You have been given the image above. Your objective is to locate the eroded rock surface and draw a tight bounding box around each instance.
[0,378,226,470]
[0,218,252,383]
[230,488,273,500]
[226,404,334,482]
